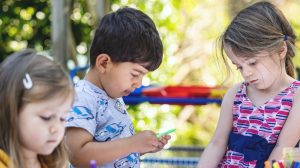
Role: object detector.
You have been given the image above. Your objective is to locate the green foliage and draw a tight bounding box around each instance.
[0,0,51,61]
[70,0,94,49]
[0,0,94,62]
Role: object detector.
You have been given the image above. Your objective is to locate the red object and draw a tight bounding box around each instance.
[142,86,215,98]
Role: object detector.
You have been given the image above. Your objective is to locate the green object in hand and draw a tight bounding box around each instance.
[157,128,176,138]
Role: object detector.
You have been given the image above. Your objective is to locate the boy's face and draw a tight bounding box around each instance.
[101,62,149,98]
[18,93,73,158]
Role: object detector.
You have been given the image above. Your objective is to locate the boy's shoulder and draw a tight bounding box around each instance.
[74,80,110,103]
[75,80,107,96]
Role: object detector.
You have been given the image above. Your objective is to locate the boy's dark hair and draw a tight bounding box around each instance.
[90,7,163,71]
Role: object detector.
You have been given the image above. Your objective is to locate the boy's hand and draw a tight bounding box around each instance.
[129,130,171,154]
[152,134,171,153]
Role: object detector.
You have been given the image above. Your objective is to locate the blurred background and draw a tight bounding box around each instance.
[1,0,300,166]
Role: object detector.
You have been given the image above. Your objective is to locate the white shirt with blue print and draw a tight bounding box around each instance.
[66,80,140,168]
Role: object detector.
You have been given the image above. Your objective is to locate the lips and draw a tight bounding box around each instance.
[249,79,258,83]
[47,140,57,143]
[124,90,133,96]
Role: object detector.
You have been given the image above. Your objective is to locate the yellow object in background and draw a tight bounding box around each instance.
[210,88,227,98]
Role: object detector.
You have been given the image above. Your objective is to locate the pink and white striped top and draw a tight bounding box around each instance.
[219,81,300,168]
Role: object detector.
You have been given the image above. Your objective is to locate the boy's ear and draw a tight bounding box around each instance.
[95,54,111,73]
[279,42,288,59]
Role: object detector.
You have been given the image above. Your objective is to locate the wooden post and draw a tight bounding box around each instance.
[51,0,71,69]
[87,0,110,22]
[95,0,110,20]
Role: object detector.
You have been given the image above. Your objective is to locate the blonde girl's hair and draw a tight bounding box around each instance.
[0,49,74,168]
[219,1,297,78]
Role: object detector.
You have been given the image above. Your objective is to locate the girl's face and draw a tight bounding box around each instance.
[100,62,149,98]
[225,47,286,91]
[18,93,73,158]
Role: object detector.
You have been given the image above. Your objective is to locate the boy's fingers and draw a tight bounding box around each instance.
[159,138,167,144]
[165,134,171,139]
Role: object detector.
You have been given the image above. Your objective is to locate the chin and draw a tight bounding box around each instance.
[107,92,118,99]
[109,95,119,99]
[256,85,268,90]
[40,150,55,156]
[39,146,57,155]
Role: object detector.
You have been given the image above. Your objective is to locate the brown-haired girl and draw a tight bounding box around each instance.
[197,1,300,168]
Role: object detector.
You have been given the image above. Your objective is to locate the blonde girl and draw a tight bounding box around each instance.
[0,49,74,168]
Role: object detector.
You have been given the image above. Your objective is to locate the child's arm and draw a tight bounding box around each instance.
[267,88,300,160]
[65,127,167,167]
[197,83,240,168]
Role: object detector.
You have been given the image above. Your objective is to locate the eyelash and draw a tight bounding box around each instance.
[40,116,66,122]
[41,116,51,121]
[236,61,257,70]
[131,74,139,78]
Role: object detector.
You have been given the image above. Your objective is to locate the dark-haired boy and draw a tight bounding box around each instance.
[65,7,170,167]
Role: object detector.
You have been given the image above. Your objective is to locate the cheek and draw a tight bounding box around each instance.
[253,65,269,76]
[261,66,277,77]
[116,73,133,86]
[18,122,44,148]
[18,116,33,138]
[110,71,128,84]
[57,126,66,141]
[19,115,46,136]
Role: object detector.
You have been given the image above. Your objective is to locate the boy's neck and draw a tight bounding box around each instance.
[84,68,104,90]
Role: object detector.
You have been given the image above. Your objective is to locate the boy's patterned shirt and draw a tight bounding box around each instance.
[66,80,140,168]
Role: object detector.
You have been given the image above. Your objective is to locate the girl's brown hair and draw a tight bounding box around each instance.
[0,49,74,168]
[219,1,297,78]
